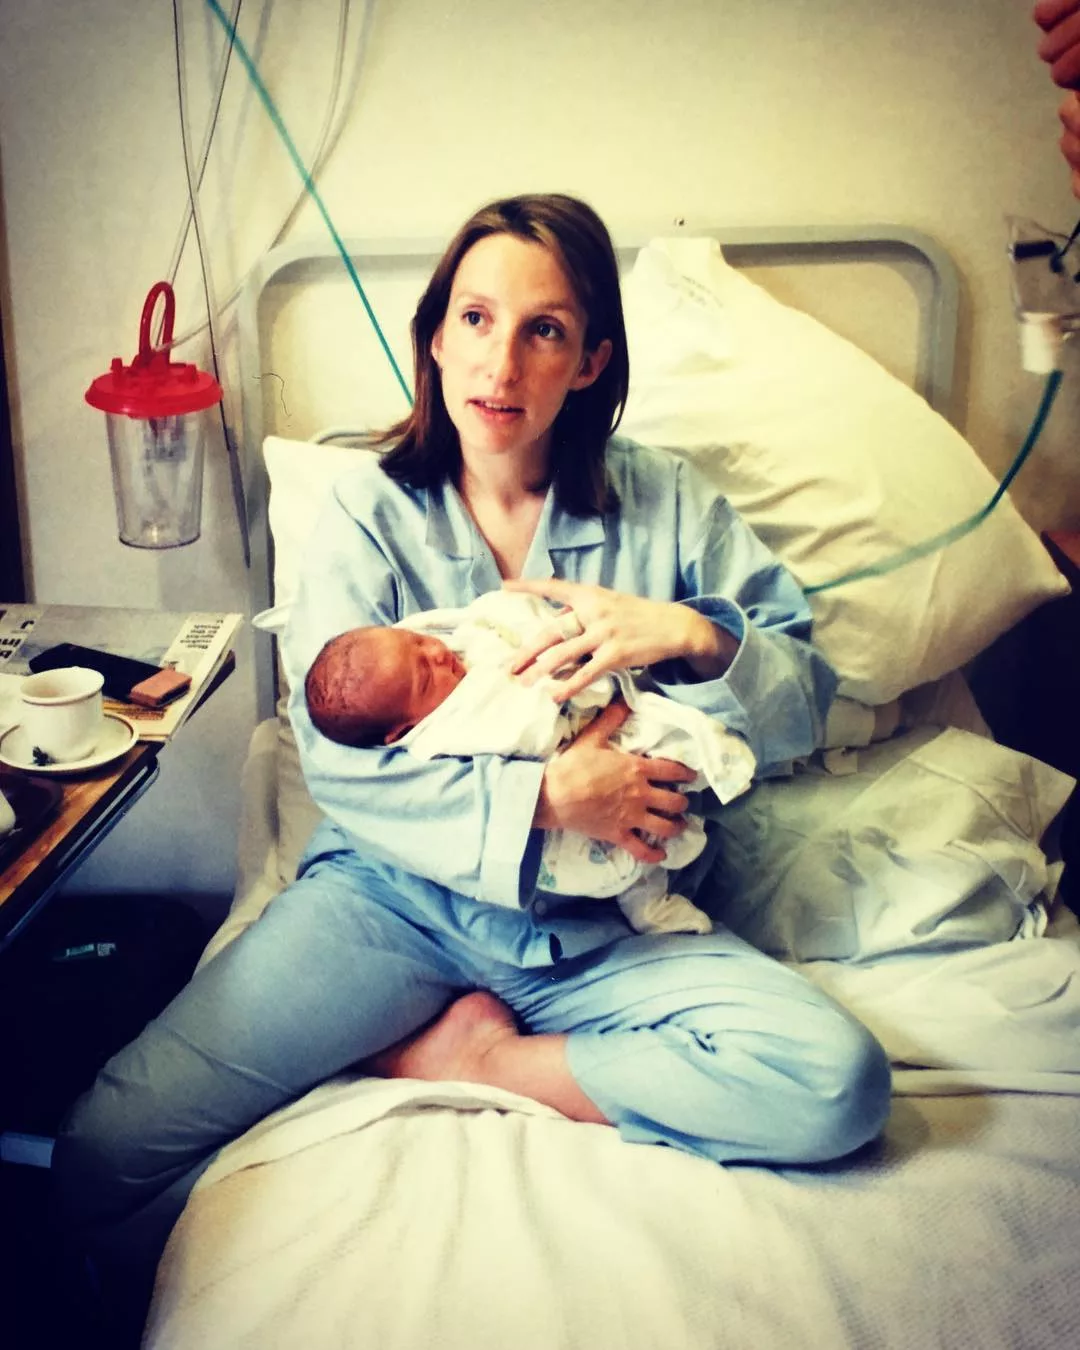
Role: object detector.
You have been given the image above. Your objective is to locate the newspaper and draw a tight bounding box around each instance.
[0,605,241,742]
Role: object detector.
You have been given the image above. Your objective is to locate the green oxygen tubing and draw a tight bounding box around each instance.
[202,0,412,405]
[202,0,1063,594]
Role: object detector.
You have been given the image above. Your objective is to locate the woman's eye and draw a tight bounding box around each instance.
[535,321,563,341]
[462,310,484,327]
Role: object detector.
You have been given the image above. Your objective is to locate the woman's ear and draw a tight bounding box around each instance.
[570,338,612,391]
[431,325,444,368]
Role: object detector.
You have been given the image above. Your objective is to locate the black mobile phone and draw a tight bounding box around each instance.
[28,642,167,702]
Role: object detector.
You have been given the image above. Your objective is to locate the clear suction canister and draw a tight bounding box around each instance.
[86,281,222,549]
[102,408,207,547]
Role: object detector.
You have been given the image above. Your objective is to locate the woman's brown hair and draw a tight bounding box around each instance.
[374,193,629,516]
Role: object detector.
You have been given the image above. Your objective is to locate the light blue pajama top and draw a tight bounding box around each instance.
[282,436,837,946]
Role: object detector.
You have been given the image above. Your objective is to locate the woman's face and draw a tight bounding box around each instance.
[432,233,611,476]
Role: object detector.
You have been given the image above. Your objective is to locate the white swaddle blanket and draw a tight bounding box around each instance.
[398,592,757,934]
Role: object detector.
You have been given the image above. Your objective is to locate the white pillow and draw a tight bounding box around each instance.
[619,238,1068,704]
[263,437,381,622]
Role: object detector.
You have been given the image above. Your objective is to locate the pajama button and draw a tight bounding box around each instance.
[534,899,548,916]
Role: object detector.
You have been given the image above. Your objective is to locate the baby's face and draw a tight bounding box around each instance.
[376,628,467,741]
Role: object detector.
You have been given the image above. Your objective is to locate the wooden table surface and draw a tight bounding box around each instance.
[0,741,160,943]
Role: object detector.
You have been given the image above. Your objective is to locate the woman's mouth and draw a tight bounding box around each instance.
[469,398,524,422]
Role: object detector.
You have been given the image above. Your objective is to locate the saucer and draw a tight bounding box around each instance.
[0,714,137,775]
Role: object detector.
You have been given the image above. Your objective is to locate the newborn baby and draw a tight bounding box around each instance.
[304,591,758,935]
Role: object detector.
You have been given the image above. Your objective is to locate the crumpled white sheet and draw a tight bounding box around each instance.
[796,905,1080,1094]
[702,725,1073,964]
[694,724,1080,1095]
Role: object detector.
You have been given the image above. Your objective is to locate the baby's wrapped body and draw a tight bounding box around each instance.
[397,591,757,935]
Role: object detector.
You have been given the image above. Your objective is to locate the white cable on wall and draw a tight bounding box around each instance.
[174,0,250,562]
[164,0,245,294]
[164,0,371,353]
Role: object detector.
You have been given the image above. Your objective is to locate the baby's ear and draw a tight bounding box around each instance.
[383,719,416,744]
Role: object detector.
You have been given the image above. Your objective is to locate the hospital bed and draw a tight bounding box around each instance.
[143,226,1080,1349]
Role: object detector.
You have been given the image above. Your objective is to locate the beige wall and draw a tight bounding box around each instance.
[1,0,1076,904]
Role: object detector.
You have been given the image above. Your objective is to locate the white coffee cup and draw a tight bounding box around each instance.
[20,666,106,762]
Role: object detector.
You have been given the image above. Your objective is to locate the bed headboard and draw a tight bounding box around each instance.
[236,225,961,721]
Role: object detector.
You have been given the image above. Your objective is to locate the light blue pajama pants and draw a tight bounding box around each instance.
[52,832,891,1322]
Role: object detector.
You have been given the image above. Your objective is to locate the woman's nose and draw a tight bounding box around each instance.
[487,330,522,384]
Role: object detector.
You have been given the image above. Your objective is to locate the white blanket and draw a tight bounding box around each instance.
[397,590,756,804]
[145,1075,1080,1350]
[398,590,755,932]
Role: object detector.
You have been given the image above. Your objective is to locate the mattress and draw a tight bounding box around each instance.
[145,716,1080,1349]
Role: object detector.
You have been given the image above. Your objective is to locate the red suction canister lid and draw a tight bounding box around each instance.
[85,280,222,418]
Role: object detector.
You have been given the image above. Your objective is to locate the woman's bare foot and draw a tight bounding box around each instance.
[367,990,610,1125]
[369,991,519,1084]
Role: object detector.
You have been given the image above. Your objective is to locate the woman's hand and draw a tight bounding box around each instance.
[505,577,738,702]
[534,701,696,864]
[1036,0,1080,87]
[1056,92,1080,197]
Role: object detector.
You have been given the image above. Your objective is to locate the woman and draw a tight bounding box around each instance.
[54,194,890,1335]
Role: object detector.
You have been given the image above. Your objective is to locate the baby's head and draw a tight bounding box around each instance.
[305,626,466,747]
